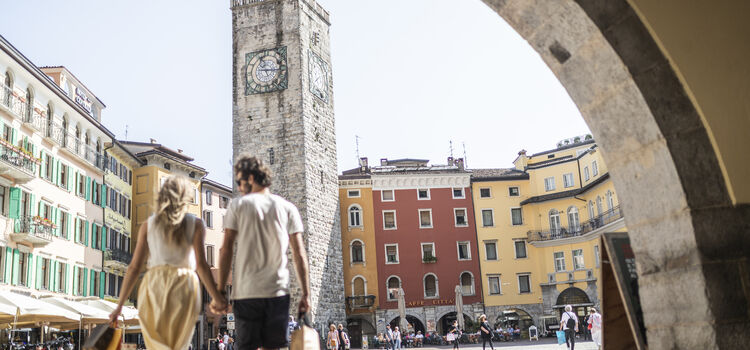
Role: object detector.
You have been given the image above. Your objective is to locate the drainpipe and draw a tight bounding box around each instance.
[467,183,487,317]
[101,141,114,285]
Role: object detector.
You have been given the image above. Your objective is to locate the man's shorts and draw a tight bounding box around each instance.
[234,295,291,349]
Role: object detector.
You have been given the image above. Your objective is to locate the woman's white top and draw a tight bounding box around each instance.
[146,213,196,269]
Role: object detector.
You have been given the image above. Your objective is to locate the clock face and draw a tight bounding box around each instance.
[245,47,288,95]
[308,50,330,103]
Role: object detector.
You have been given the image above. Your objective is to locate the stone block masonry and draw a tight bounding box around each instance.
[231,0,345,328]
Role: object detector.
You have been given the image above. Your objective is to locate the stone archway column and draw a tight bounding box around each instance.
[481,0,750,348]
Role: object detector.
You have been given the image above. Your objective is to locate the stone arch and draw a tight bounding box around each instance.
[388,314,426,335]
[480,1,746,346]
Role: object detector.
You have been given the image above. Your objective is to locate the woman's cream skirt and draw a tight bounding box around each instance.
[138,265,201,350]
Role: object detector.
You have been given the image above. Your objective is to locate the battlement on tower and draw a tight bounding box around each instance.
[230,0,330,23]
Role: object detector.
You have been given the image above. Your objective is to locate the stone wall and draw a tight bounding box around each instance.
[231,0,345,328]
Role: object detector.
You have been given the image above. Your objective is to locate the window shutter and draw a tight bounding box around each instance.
[101,226,107,251]
[39,150,46,178]
[4,247,12,282]
[29,194,36,216]
[11,249,19,285]
[82,267,89,297]
[68,168,73,192]
[66,264,71,294]
[26,254,33,288]
[99,271,105,298]
[74,218,80,243]
[50,260,57,292]
[35,256,42,289]
[55,159,60,185]
[90,269,97,296]
[84,221,89,246]
[100,184,107,208]
[8,188,20,219]
[85,176,91,201]
[53,207,60,236]
[10,128,16,145]
[75,172,79,195]
[66,213,72,240]
[73,267,79,296]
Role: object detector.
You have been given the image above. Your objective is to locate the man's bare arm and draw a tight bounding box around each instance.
[218,228,238,290]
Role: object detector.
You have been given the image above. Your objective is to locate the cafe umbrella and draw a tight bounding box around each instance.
[454,285,465,330]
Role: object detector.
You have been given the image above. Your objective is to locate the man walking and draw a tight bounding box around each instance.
[385,324,394,350]
[212,155,311,350]
[560,305,579,350]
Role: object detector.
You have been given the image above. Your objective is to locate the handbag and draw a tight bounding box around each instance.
[83,324,122,350]
[291,313,321,350]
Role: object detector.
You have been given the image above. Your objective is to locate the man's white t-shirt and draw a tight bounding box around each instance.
[560,312,578,330]
[224,192,304,299]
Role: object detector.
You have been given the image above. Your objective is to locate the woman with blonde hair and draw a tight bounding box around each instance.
[327,324,340,350]
[109,176,227,350]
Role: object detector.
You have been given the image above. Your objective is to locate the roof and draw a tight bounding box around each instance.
[520,173,611,205]
[119,140,194,162]
[470,168,529,181]
[104,140,145,166]
[39,66,106,107]
[530,139,596,158]
[202,178,233,193]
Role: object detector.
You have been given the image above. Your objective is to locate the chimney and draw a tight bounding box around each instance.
[150,138,157,144]
[178,149,183,154]
[380,158,388,166]
[518,149,527,156]
[447,156,454,166]
[456,158,465,170]
[515,149,529,170]
[359,157,368,167]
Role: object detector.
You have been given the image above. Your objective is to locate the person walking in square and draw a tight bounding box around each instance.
[589,308,603,349]
[560,305,579,350]
[392,326,402,350]
[448,320,461,349]
[385,325,394,350]
[212,155,311,350]
[338,324,350,350]
[109,176,227,350]
[479,315,494,350]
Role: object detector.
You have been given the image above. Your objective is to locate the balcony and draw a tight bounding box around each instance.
[0,84,28,120]
[9,215,54,247]
[60,133,106,171]
[104,248,132,271]
[0,141,38,183]
[346,295,376,309]
[528,206,624,243]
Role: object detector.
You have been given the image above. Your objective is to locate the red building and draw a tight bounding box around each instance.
[371,158,484,335]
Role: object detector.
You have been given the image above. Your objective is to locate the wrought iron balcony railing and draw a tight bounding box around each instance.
[0,142,37,177]
[528,206,623,242]
[346,295,376,309]
[10,215,54,247]
[1,84,28,120]
[104,248,133,265]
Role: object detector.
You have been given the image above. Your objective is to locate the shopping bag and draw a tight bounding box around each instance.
[556,330,566,345]
[291,313,320,350]
[446,333,455,342]
[83,324,122,350]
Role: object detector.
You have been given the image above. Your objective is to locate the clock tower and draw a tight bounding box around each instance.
[231,0,344,325]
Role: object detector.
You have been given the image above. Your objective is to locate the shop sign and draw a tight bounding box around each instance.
[227,321,235,330]
[407,299,454,307]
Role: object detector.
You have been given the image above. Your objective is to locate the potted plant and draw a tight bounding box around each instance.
[422,254,437,263]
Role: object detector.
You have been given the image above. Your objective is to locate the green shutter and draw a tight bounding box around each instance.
[54,159,59,185]
[50,260,57,292]
[26,254,33,288]
[29,194,36,216]
[39,150,45,178]
[68,167,73,192]
[65,264,71,294]
[66,213,72,240]
[84,221,89,246]
[99,271,105,298]
[100,183,106,208]
[53,208,59,237]
[75,172,79,195]
[35,256,42,289]
[74,218,80,243]
[85,176,91,201]
[73,267,79,296]
[4,247,12,282]
[8,188,20,219]
[82,267,89,297]
[10,128,16,145]
[101,226,108,251]
[11,249,19,285]
[89,269,96,296]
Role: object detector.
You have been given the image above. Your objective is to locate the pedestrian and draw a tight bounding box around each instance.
[393,326,402,350]
[589,308,602,349]
[108,176,227,350]
[328,324,340,350]
[338,324,350,350]
[377,333,386,350]
[583,313,591,340]
[478,315,494,350]
[385,325,394,350]
[288,315,299,334]
[448,320,461,349]
[218,341,226,350]
[560,305,579,350]
[227,336,234,350]
[211,155,311,350]
[223,332,230,348]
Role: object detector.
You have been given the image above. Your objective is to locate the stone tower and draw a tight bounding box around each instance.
[230,0,344,326]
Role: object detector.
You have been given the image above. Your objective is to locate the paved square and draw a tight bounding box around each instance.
[363,339,598,350]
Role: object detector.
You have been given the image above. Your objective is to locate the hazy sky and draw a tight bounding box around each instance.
[0,0,589,185]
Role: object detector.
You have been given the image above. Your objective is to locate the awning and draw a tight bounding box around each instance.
[79,297,139,326]
[39,296,112,329]
[0,292,80,325]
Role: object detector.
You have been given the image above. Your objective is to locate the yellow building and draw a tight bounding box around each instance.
[102,141,142,302]
[472,136,625,332]
[338,164,379,346]
[120,140,206,249]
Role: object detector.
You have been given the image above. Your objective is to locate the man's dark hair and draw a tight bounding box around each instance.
[234,154,272,187]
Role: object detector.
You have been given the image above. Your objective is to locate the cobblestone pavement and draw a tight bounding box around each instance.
[363,339,598,350]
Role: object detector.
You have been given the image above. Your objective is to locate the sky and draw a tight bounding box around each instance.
[0,0,589,185]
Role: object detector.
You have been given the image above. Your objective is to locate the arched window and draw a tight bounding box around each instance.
[25,88,33,120]
[3,72,12,105]
[588,200,595,220]
[596,196,603,216]
[352,276,367,296]
[351,240,364,263]
[460,272,475,295]
[75,125,81,152]
[348,205,362,227]
[61,116,69,146]
[548,209,561,234]
[424,273,438,298]
[46,104,53,137]
[567,206,580,232]
[606,190,614,212]
[387,276,401,300]
[85,131,90,146]
[96,139,102,153]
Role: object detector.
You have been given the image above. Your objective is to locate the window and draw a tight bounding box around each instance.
[17,252,28,286]
[382,211,397,230]
[385,244,399,264]
[460,272,474,295]
[76,219,86,244]
[39,202,52,221]
[205,190,213,205]
[452,188,465,199]
[421,243,435,261]
[351,241,364,263]
[347,189,360,198]
[549,209,561,234]
[518,274,531,293]
[417,189,430,200]
[573,249,585,270]
[90,269,100,296]
[192,188,198,204]
[454,208,468,227]
[485,242,498,261]
[594,245,601,268]
[348,205,362,227]
[203,210,213,228]
[514,241,527,259]
[44,154,53,180]
[592,161,599,176]
[479,188,491,198]
[219,196,229,209]
[511,208,523,225]
[206,245,215,267]
[92,181,100,205]
[563,173,575,188]
[568,206,580,232]
[92,224,101,250]
[76,267,85,295]
[40,258,51,290]
[606,190,615,212]
[418,209,432,228]
[481,209,494,227]
[544,177,555,191]
[457,241,471,260]
[596,196,603,216]
[588,201,595,220]
[60,164,68,189]
[352,276,366,296]
[77,175,85,197]
[423,274,438,298]
[508,187,519,196]
[57,262,66,293]
[554,252,566,272]
[0,186,5,215]
[0,248,5,283]
[381,190,394,201]
[387,277,400,300]
[488,275,501,295]
[584,166,590,181]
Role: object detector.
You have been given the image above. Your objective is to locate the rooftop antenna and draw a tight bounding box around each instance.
[449,140,454,159]
[462,142,468,168]
[124,124,129,141]
[355,135,362,160]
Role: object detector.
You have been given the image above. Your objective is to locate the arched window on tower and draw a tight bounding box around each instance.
[424,273,438,298]
[567,206,580,233]
[351,240,364,263]
[352,276,366,296]
[348,205,362,227]
[460,272,474,296]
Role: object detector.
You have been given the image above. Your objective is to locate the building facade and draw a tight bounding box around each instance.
[231,0,345,325]
[472,137,625,332]
[0,35,112,307]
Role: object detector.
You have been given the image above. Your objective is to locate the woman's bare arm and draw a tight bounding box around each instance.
[193,218,226,308]
[109,222,149,323]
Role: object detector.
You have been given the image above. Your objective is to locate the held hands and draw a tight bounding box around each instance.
[210,290,229,314]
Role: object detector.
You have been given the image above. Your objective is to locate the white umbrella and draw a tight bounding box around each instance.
[40,296,111,325]
[79,298,139,325]
[396,288,408,332]
[454,285,464,329]
[0,292,80,324]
